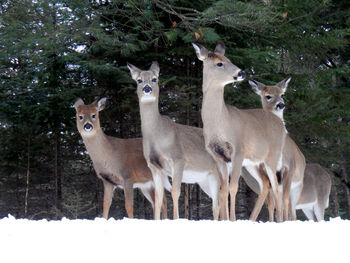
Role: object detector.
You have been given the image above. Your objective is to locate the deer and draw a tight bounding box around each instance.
[192,42,287,221]
[296,163,332,221]
[127,61,224,220]
[245,78,305,221]
[74,97,169,219]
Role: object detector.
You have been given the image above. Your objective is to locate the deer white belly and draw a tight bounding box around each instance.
[296,201,316,210]
[133,181,154,190]
[182,170,209,184]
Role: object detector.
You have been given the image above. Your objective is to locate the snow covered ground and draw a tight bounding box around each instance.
[0,215,349,263]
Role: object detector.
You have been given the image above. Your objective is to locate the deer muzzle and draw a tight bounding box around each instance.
[276,102,285,110]
[234,70,246,81]
[142,85,152,95]
[84,123,93,132]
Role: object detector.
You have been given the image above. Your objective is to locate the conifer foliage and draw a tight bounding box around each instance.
[0,0,349,220]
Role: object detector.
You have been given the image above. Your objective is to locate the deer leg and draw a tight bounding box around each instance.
[267,190,275,222]
[171,161,185,219]
[302,208,316,221]
[282,170,292,221]
[102,180,114,219]
[123,180,134,219]
[290,182,303,220]
[249,164,270,221]
[218,163,229,220]
[229,153,244,221]
[265,165,282,222]
[161,190,168,219]
[198,174,220,220]
[149,165,164,220]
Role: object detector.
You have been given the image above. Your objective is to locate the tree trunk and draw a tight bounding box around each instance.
[340,166,350,219]
[54,132,62,211]
[24,136,30,217]
[236,178,249,219]
[329,175,340,218]
[196,184,201,220]
[184,184,190,219]
[94,169,100,217]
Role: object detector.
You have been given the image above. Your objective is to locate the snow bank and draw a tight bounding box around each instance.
[0,215,348,263]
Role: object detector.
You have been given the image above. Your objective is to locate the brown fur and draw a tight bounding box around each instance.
[74,98,167,219]
[296,163,332,221]
[128,62,223,220]
[193,42,287,221]
[247,78,306,221]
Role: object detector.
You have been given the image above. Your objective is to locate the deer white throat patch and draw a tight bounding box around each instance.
[141,95,156,103]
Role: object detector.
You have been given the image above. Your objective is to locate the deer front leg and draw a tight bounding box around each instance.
[102,179,114,219]
[218,163,229,220]
[149,165,164,220]
[229,153,244,221]
[171,161,185,219]
[123,180,134,218]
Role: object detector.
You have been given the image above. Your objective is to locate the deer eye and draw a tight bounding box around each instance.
[152,78,157,82]
[265,95,272,100]
[79,115,83,120]
[217,62,223,67]
[281,94,285,99]
[91,114,96,119]
[137,79,142,84]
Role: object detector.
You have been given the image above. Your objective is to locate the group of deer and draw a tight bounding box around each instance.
[74,42,331,222]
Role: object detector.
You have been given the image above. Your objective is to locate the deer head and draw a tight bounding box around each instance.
[127,61,160,104]
[248,77,291,118]
[74,97,107,137]
[192,42,246,87]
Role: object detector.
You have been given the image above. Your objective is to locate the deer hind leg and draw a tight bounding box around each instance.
[282,169,292,221]
[161,191,168,219]
[313,205,324,222]
[171,161,185,219]
[123,180,134,218]
[302,208,316,221]
[264,165,282,222]
[197,173,220,220]
[290,182,303,220]
[249,164,270,221]
[102,179,114,219]
[267,190,275,222]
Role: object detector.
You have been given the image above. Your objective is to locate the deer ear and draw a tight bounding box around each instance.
[214,41,225,56]
[192,42,208,61]
[277,77,291,92]
[97,97,107,112]
[150,61,160,77]
[74,98,84,110]
[127,62,141,81]
[248,80,265,96]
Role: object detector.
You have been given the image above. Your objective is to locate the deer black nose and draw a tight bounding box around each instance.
[276,103,285,110]
[238,71,246,79]
[143,85,152,94]
[84,123,93,131]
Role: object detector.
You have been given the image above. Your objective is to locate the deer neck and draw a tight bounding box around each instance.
[273,110,284,123]
[139,99,161,135]
[201,76,227,124]
[81,129,109,158]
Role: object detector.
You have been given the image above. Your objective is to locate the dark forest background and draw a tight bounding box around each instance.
[0,0,349,221]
